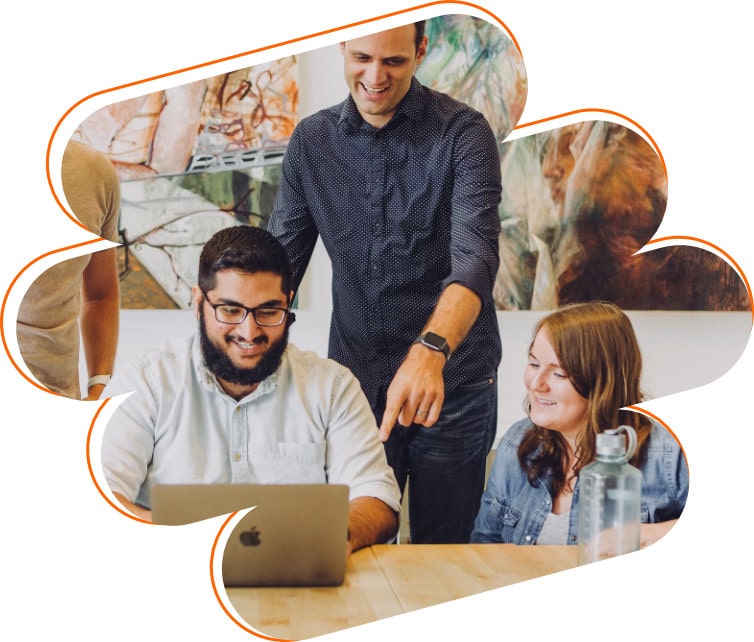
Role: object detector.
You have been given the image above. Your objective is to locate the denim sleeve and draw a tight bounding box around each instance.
[441,111,502,307]
[267,126,320,293]
[671,442,690,516]
[640,425,690,523]
[471,492,504,543]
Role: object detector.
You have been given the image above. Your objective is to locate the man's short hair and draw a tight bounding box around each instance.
[414,20,426,51]
[197,225,293,297]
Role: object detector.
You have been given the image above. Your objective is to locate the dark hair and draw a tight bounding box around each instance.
[518,302,652,496]
[414,20,426,51]
[197,225,293,298]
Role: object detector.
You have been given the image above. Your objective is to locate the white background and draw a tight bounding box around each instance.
[1,1,751,640]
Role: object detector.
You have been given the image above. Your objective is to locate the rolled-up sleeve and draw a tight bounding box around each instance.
[442,111,502,306]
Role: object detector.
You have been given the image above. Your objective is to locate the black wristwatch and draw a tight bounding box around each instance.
[413,332,451,361]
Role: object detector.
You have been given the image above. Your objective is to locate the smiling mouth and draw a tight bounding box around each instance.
[228,337,266,355]
[361,82,389,95]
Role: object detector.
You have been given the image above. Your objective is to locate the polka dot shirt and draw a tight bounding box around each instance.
[268,77,502,409]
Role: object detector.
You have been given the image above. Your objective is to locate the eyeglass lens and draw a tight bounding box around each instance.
[215,306,286,326]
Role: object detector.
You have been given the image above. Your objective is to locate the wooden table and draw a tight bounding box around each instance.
[225,544,578,640]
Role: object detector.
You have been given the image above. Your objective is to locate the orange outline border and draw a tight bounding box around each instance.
[627,405,686,457]
[46,1,519,232]
[8,2,751,639]
[210,513,292,641]
[85,396,153,525]
[645,236,754,326]
[514,108,666,176]
[1,237,109,396]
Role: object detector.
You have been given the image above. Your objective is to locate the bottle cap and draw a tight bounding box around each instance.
[596,425,638,462]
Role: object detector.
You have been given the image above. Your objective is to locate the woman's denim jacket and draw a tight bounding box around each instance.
[470,418,689,544]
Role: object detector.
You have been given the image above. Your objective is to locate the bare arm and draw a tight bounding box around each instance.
[80,247,119,400]
[379,283,482,441]
[113,491,152,522]
[346,496,399,556]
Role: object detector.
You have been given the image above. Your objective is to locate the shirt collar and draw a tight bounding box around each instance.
[337,76,427,131]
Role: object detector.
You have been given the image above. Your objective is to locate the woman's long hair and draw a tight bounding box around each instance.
[519,302,652,496]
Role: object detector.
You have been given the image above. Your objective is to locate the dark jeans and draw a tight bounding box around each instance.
[380,374,497,544]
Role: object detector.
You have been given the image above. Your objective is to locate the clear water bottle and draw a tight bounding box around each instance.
[577,425,642,565]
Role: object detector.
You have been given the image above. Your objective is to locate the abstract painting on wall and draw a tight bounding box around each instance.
[67,14,529,310]
[414,17,746,312]
[69,14,747,312]
[416,14,527,142]
[72,57,298,309]
[494,120,749,311]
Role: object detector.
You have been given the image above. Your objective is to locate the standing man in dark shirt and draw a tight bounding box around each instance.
[268,21,502,543]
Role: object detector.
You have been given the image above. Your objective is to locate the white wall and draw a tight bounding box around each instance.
[114,307,751,442]
[107,42,752,442]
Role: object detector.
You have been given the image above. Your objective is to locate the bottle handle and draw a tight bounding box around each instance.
[607,425,638,463]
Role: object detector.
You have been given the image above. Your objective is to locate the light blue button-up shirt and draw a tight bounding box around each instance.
[471,418,688,544]
[101,333,401,512]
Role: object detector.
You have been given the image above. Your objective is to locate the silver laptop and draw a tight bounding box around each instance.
[150,483,350,587]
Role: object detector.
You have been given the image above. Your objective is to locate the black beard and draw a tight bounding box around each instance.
[199,306,289,388]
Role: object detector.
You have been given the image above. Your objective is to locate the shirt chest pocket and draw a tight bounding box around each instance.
[487,497,523,543]
[254,441,327,484]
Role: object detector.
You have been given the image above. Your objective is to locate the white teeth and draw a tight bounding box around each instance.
[362,83,387,94]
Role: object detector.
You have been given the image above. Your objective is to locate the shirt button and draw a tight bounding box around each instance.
[233,452,242,462]
[525,535,532,542]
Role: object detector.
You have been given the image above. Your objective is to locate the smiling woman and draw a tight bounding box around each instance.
[524,327,589,447]
[471,301,688,549]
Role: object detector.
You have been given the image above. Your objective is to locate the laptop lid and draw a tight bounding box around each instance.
[150,484,350,587]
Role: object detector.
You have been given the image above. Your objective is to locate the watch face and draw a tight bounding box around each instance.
[423,332,447,350]
[416,332,450,360]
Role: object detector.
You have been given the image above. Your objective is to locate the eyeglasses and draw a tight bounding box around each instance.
[201,289,294,326]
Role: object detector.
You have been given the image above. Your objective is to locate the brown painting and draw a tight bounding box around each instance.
[495,121,749,311]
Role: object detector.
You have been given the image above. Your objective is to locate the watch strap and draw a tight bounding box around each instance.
[87,374,112,389]
[413,332,451,361]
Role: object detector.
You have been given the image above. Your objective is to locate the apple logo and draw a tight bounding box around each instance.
[239,526,262,547]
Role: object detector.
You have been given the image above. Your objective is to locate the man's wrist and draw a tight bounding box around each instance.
[87,374,111,389]
[412,332,451,361]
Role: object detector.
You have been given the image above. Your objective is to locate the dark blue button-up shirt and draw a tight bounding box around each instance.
[268,77,502,409]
